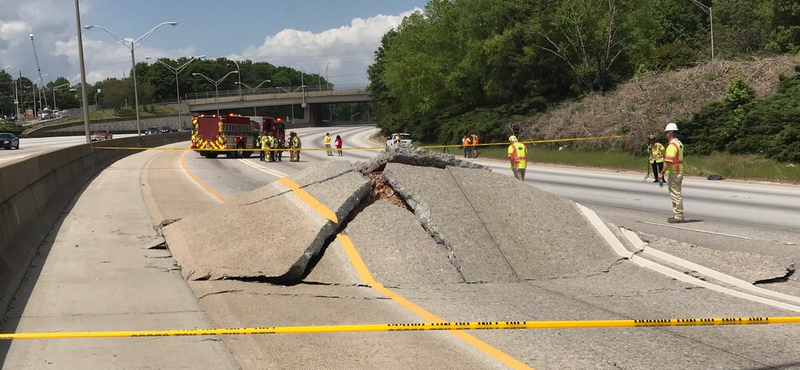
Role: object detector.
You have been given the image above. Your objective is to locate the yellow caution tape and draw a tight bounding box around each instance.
[90,135,625,152]
[2,316,797,340]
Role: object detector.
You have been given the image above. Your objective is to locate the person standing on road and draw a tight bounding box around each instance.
[659,123,685,223]
[324,133,333,156]
[508,135,528,181]
[471,134,479,158]
[259,133,268,162]
[462,134,472,158]
[290,132,302,162]
[335,135,343,156]
[648,134,665,183]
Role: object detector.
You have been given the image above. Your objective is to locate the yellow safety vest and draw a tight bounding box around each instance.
[648,143,665,164]
[508,142,527,169]
[665,139,684,174]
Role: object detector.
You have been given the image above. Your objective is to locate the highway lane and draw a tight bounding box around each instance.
[149,125,800,369]
[183,125,799,257]
[0,134,138,164]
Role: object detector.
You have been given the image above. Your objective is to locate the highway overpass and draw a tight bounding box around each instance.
[184,87,371,123]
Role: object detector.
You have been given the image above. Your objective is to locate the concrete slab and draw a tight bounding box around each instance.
[638,232,795,284]
[383,163,518,284]
[447,166,621,281]
[358,145,490,173]
[190,280,507,370]
[303,238,362,285]
[344,200,463,287]
[0,149,238,370]
[164,163,370,282]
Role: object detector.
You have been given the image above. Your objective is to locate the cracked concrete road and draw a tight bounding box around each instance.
[143,128,800,369]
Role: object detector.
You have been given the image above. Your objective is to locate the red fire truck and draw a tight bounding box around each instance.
[190,114,287,158]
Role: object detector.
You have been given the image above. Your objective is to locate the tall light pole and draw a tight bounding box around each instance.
[32,74,50,116]
[49,83,70,111]
[227,59,242,96]
[146,55,205,129]
[84,21,178,136]
[193,71,239,116]
[326,62,332,121]
[235,80,271,116]
[688,0,714,60]
[30,34,49,108]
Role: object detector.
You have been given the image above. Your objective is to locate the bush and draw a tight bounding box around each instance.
[650,42,697,71]
[0,121,25,135]
[724,75,756,108]
[118,106,137,117]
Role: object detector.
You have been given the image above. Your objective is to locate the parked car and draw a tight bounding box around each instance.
[385,133,412,151]
[160,126,171,133]
[145,127,160,135]
[0,133,20,150]
[90,130,113,141]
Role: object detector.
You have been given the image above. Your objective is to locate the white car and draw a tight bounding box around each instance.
[386,133,412,150]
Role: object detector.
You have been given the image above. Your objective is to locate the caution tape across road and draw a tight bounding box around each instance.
[89,135,626,152]
[1,316,798,340]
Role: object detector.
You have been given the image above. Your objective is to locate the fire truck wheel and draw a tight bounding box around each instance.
[204,152,219,159]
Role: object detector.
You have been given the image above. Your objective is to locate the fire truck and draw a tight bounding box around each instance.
[190,114,287,158]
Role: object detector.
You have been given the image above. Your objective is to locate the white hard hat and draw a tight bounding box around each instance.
[664,122,678,132]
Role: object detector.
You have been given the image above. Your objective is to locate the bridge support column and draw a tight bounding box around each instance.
[303,103,326,125]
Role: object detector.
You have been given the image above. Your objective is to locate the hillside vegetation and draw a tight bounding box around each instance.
[368,0,800,153]
[524,56,800,150]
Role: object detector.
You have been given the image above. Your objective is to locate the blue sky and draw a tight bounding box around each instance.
[0,0,428,86]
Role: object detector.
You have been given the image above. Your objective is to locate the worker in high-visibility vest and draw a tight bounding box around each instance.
[659,123,685,223]
[507,135,528,181]
[647,134,665,183]
[264,135,274,162]
[268,135,277,162]
[324,133,333,156]
[462,134,472,158]
[471,134,479,158]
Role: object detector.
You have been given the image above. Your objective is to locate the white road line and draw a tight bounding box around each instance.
[637,221,753,240]
[622,229,800,305]
[237,158,288,178]
[578,203,800,313]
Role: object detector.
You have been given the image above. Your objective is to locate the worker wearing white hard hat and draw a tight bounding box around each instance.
[659,123,685,223]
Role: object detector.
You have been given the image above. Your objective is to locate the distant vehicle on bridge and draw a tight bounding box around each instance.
[190,114,286,159]
[145,127,160,135]
[90,130,113,141]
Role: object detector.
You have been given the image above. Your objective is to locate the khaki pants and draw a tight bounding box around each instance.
[668,172,684,220]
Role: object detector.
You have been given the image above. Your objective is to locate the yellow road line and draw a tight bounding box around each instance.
[277,177,338,223]
[180,151,227,203]
[337,234,534,370]
[3,316,798,340]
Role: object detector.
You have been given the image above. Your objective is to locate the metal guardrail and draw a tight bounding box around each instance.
[184,84,368,101]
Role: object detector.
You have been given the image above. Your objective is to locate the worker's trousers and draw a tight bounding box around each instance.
[512,168,526,181]
[668,172,684,221]
[651,162,663,179]
[325,144,333,156]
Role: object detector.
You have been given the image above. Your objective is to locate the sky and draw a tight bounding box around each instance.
[0,0,428,88]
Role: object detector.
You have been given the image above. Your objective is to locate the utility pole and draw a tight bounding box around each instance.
[15,71,20,121]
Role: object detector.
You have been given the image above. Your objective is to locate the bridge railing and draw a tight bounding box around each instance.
[184,84,369,101]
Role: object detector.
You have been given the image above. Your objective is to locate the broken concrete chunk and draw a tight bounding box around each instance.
[344,200,463,286]
[383,163,519,284]
[164,163,370,283]
[357,146,490,174]
[446,166,620,281]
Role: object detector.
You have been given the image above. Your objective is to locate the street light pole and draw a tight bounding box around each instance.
[84,21,178,136]
[193,71,239,116]
[30,34,49,108]
[32,74,49,117]
[689,0,714,60]
[146,55,204,129]
[326,62,332,121]
[50,83,69,111]
[235,80,271,116]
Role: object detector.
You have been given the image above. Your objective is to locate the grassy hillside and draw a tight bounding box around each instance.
[521,55,800,150]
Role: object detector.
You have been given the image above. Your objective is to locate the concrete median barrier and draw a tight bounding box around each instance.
[0,133,188,317]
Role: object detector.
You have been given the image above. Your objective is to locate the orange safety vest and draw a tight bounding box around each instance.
[472,135,478,146]
[462,137,471,146]
[665,139,684,174]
